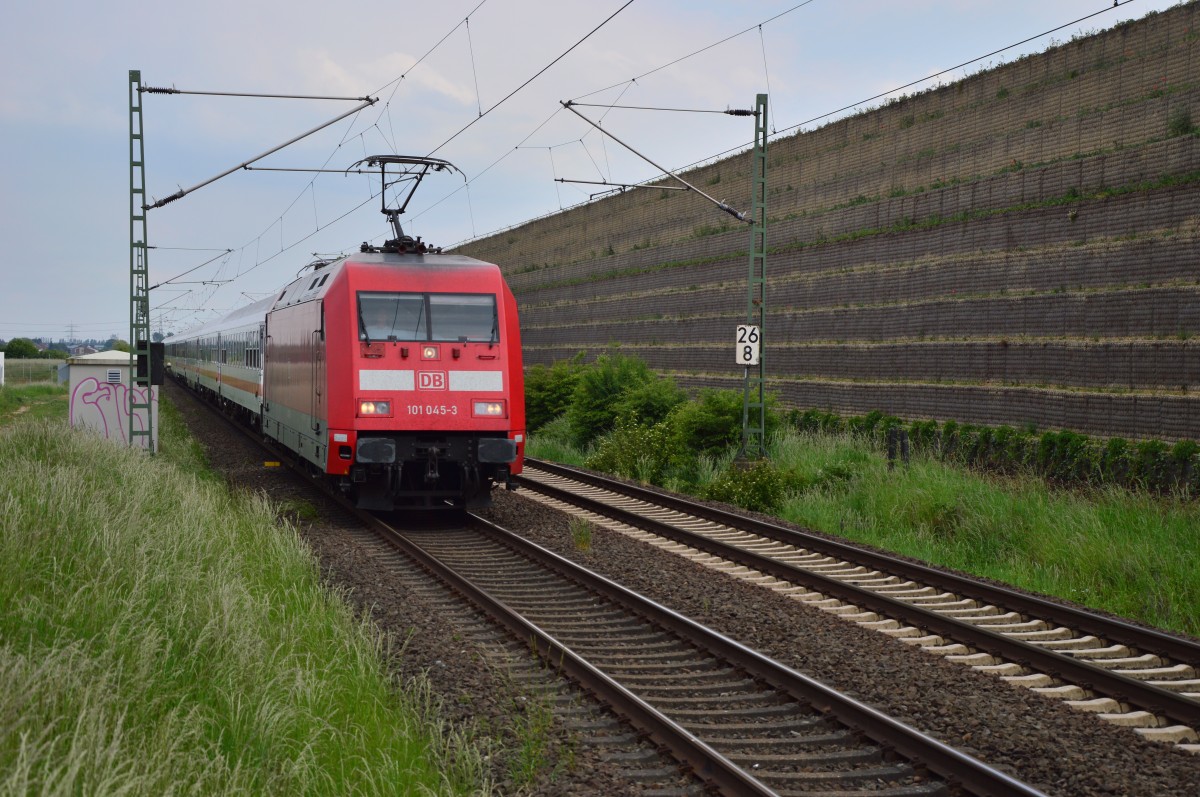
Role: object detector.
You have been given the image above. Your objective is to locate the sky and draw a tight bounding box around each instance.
[0,0,1183,344]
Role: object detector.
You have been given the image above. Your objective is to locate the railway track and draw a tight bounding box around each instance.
[168,382,1189,791]
[517,458,1200,752]
[369,510,1045,796]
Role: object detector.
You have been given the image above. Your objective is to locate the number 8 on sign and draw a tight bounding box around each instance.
[736,324,760,366]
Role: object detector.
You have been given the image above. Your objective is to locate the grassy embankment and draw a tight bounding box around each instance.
[0,384,492,795]
[528,426,1200,638]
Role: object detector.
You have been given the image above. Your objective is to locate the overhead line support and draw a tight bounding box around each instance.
[559,101,752,223]
[740,93,768,460]
[129,69,154,452]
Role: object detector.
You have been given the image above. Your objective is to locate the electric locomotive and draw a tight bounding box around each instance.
[167,156,525,509]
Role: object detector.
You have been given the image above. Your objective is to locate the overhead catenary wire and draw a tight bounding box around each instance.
[664,0,1145,177]
[426,0,636,157]
[571,0,817,102]
[152,0,631,323]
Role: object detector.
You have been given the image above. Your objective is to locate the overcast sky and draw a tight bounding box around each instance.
[0,0,1181,344]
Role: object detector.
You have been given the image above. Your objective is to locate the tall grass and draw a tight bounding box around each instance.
[527,423,1200,637]
[0,419,491,795]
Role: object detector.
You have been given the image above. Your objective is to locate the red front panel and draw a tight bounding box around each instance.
[320,254,525,474]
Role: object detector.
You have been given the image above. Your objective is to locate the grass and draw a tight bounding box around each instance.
[527,423,1200,637]
[569,517,593,553]
[0,383,68,426]
[770,429,1200,635]
[0,404,493,794]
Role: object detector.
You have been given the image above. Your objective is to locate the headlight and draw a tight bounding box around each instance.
[358,400,393,417]
[473,400,506,418]
[421,345,439,360]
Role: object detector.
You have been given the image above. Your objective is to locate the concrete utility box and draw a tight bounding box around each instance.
[67,351,158,451]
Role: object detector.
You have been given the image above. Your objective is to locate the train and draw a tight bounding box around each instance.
[166,157,525,509]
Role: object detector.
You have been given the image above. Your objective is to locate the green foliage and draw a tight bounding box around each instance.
[1168,107,1195,137]
[569,517,593,552]
[0,384,68,425]
[585,419,677,484]
[2,337,38,358]
[42,349,68,360]
[666,389,747,461]
[0,420,488,795]
[612,377,686,428]
[783,406,1198,497]
[566,352,656,447]
[524,353,585,432]
[701,459,788,513]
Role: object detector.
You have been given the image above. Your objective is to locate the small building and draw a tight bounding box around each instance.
[69,344,98,357]
[67,350,158,451]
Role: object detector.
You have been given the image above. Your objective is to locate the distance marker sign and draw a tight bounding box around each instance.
[736,324,760,366]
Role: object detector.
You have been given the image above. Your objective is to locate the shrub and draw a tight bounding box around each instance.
[585,420,679,484]
[666,389,780,465]
[566,353,656,446]
[524,354,585,432]
[1132,439,1170,490]
[1168,107,1195,138]
[612,377,686,429]
[1101,438,1131,484]
[779,406,1195,498]
[701,459,788,513]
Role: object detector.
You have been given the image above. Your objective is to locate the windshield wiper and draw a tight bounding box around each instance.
[358,299,371,345]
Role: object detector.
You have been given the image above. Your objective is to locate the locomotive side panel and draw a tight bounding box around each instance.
[501,281,526,475]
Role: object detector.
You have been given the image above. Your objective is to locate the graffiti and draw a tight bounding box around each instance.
[69,377,156,449]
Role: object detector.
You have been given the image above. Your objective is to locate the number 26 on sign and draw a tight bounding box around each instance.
[736,324,760,366]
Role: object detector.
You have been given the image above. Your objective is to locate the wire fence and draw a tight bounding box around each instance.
[0,359,66,386]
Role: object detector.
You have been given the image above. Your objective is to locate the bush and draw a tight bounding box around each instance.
[782,405,1196,497]
[566,353,656,447]
[668,389,780,464]
[701,459,788,513]
[612,377,686,429]
[585,420,679,484]
[524,354,584,432]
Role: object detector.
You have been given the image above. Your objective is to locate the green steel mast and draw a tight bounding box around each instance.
[129,70,153,451]
[740,93,768,459]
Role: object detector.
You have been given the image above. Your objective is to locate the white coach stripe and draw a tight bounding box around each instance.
[449,370,503,391]
[359,370,415,391]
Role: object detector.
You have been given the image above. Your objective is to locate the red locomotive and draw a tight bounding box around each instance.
[166,157,524,509]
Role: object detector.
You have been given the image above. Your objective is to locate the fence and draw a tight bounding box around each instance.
[1,359,66,386]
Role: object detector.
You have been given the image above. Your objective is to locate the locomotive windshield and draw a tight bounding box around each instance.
[359,292,498,343]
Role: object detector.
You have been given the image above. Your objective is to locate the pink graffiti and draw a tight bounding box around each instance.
[70,378,154,447]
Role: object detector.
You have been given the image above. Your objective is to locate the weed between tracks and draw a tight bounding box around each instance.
[569,517,594,552]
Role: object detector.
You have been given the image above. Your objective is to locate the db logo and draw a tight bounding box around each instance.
[418,371,446,390]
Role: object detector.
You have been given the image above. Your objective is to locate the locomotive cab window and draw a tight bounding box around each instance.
[358,292,497,343]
